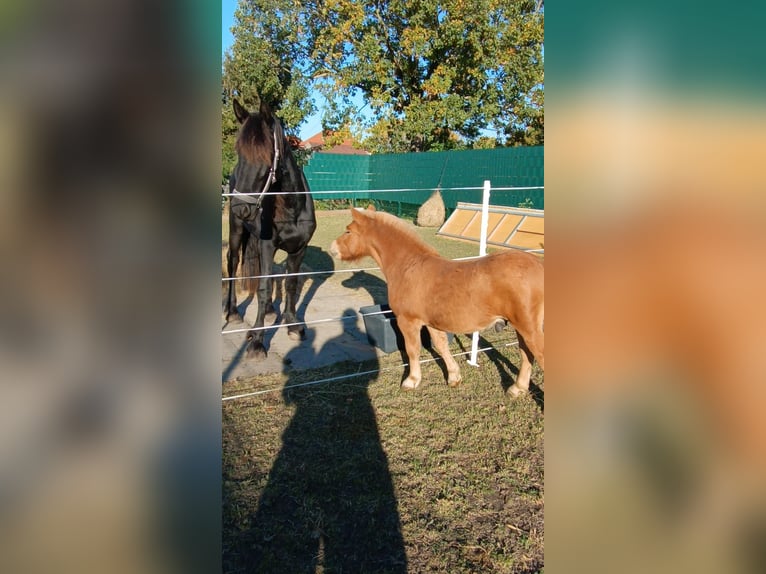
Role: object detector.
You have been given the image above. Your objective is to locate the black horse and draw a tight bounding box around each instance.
[224,99,316,359]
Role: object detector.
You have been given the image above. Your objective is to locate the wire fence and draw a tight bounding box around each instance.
[222,185,544,198]
[222,341,520,402]
[222,182,542,401]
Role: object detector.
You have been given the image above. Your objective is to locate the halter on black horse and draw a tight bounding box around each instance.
[231,116,282,210]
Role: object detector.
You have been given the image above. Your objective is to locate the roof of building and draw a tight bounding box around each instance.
[300,131,371,155]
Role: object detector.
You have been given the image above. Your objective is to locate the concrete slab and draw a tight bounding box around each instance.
[222,266,386,383]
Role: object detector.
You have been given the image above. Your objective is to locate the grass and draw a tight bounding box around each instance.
[222,207,544,573]
[223,348,544,573]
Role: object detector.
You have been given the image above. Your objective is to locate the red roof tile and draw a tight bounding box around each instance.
[300,132,370,155]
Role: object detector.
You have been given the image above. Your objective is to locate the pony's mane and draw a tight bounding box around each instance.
[368,211,439,256]
[235,112,274,166]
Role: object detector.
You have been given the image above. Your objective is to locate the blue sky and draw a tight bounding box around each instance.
[221,0,236,55]
[221,0,324,140]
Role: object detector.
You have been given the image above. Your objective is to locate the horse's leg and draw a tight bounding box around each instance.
[517,308,545,371]
[245,241,276,360]
[224,215,244,323]
[262,243,276,321]
[399,317,424,390]
[532,300,545,369]
[508,297,544,396]
[283,246,307,341]
[510,322,545,397]
[425,326,462,387]
[509,332,534,397]
[529,330,544,371]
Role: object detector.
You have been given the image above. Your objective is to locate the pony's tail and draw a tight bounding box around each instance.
[241,233,260,296]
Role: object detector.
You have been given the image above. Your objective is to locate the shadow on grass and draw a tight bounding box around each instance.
[454,333,544,412]
[223,311,407,573]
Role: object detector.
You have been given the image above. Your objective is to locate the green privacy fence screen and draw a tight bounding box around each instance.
[302,146,544,211]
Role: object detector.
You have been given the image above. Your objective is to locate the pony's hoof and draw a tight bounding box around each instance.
[401,378,420,390]
[245,342,268,361]
[508,384,528,398]
[447,376,462,388]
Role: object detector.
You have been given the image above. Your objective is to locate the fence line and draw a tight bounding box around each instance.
[221,264,380,283]
[222,341,519,402]
[222,309,389,336]
[222,180,542,401]
[222,185,544,198]
[221,256,487,285]
[220,255,501,337]
[221,183,541,335]
[221,182,537,286]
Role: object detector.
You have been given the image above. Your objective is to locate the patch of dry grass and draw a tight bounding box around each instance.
[223,329,544,573]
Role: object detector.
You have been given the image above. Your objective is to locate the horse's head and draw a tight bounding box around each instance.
[329,206,376,261]
[230,99,283,206]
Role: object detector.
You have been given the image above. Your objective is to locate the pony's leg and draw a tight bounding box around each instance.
[245,241,276,360]
[509,332,534,397]
[399,318,424,390]
[533,302,545,369]
[529,332,544,371]
[508,298,544,396]
[425,326,462,387]
[283,247,307,341]
[518,316,545,371]
[509,324,545,397]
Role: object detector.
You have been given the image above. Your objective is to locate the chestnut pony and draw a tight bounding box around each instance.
[330,207,544,393]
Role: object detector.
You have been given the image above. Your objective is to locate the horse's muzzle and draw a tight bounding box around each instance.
[328,240,340,259]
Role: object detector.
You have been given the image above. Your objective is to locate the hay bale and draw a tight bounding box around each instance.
[416,189,446,227]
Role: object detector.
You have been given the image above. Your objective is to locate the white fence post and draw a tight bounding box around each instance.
[467,180,491,367]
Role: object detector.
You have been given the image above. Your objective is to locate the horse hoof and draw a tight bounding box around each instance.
[401,378,420,390]
[448,376,462,388]
[508,384,527,398]
[287,326,304,341]
[225,312,244,324]
[245,343,268,361]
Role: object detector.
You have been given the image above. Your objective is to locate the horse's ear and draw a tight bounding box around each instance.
[233,99,249,124]
[351,207,366,222]
[366,204,376,211]
[259,98,273,118]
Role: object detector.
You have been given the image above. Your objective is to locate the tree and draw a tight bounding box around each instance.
[310,0,544,151]
[222,0,316,178]
[222,0,543,162]
[221,89,239,182]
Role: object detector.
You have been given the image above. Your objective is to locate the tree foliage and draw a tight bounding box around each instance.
[311,0,544,152]
[222,0,543,165]
[222,0,316,178]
